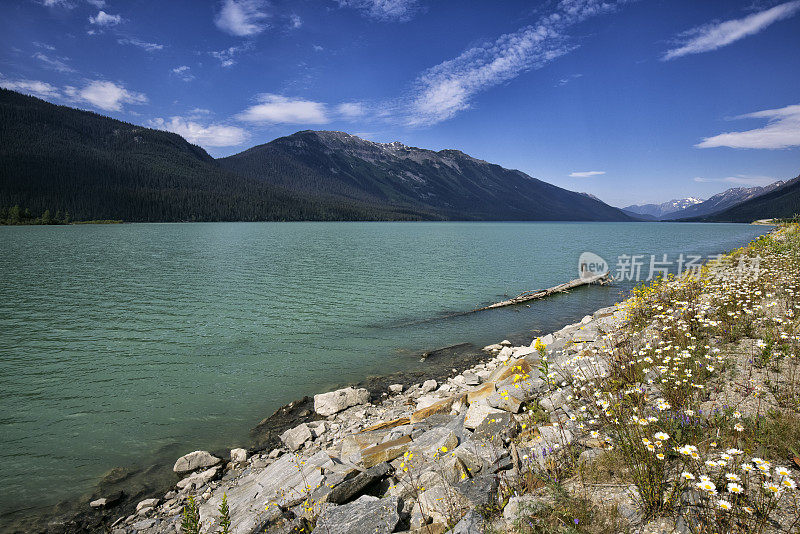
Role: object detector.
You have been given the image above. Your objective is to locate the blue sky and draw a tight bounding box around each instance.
[1,0,799,206]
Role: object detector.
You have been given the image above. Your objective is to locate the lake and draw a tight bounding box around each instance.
[0,221,770,518]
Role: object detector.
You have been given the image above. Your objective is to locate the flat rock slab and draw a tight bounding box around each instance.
[280,423,313,451]
[198,451,332,534]
[313,495,400,534]
[410,394,466,424]
[363,417,410,432]
[463,403,504,430]
[314,387,370,417]
[360,435,411,468]
[410,427,459,460]
[173,450,220,474]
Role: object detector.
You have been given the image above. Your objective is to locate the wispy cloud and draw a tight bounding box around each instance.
[289,14,302,29]
[149,117,249,147]
[570,170,605,178]
[694,175,777,186]
[89,10,122,27]
[33,52,75,73]
[0,75,61,99]
[336,102,365,119]
[696,104,800,149]
[210,43,252,67]
[117,38,164,52]
[406,0,630,126]
[214,0,269,36]
[556,73,582,86]
[336,0,420,22]
[662,1,800,60]
[64,80,147,111]
[235,94,329,124]
[171,65,195,82]
[33,41,56,51]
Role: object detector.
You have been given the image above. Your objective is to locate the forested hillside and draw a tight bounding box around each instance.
[0,89,424,222]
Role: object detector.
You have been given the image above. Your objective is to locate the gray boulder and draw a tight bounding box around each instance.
[313,495,400,534]
[280,423,313,451]
[173,450,220,474]
[314,387,370,417]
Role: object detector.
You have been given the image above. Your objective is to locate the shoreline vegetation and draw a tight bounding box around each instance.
[0,205,122,225]
[11,224,800,534]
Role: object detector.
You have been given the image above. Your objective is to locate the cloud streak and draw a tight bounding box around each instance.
[117,38,164,52]
[0,76,61,99]
[696,104,800,149]
[406,0,630,126]
[64,80,147,111]
[89,10,122,26]
[214,0,269,36]
[149,117,249,147]
[336,0,420,22]
[570,171,605,178]
[662,1,800,60]
[235,94,330,124]
[694,175,777,186]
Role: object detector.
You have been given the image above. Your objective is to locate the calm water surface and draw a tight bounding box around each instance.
[0,222,770,515]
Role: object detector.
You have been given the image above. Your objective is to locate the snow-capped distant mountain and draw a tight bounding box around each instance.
[661,182,785,220]
[622,197,704,219]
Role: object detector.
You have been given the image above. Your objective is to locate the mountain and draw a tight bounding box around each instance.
[622,197,704,219]
[684,175,800,222]
[0,89,424,222]
[660,182,785,220]
[218,130,633,221]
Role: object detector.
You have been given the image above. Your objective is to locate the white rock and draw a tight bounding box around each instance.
[421,379,437,393]
[307,420,327,438]
[90,498,107,508]
[176,466,219,490]
[314,387,370,417]
[388,384,404,394]
[512,346,536,358]
[581,315,593,324]
[280,423,313,451]
[463,403,504,430]
[482,343,503,352]
[230,448,247,463]
[415,394,440,410]
[500,340,512,346]
[504,495,541,521]
[136,498,159,513]
[173,451,220,474]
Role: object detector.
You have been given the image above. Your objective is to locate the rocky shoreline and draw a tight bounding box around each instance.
[66,301,630,534]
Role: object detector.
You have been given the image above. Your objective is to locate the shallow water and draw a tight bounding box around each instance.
[0,221,769,515]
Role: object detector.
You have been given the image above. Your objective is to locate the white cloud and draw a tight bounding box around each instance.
[662,1,800,60]
[289,14,302,28]
[85,0,105,6]
[336,102,365,119]
[89,10,122,26]
[33,41,56,51]
[406,0,627,126]
[33,52,75,73]
[214,0,269,36]
[210,44,251,67]
[235,94,329,124]
[0,76,61,99]
[64,80,147,111]
[696,104,800,149]
[694,175,777,186]
[556,73,582,86]
[171,65,195,82]
[149,117,249,147]
[117,38,164,52]
[313,44,324,52]
[336,0,420,22]
[570,171,606,178]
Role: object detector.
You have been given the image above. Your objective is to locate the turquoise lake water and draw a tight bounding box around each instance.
[0,221,770,516]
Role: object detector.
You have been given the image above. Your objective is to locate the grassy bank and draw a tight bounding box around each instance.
[497,223,800,533]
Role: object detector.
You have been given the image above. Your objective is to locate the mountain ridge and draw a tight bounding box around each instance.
[219,130,634,221]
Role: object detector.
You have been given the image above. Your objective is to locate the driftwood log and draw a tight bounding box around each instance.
[473,271,612,312]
